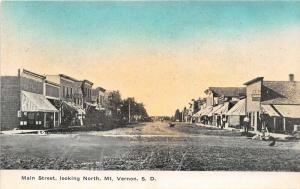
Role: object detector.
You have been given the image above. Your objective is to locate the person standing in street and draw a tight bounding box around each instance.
[260,114,268,140]
[243,116,250,135]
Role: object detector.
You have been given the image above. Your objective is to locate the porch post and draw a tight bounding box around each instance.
[283,117,286,132]
[53,112,56,127]
[44,112,46,128]
[59,108,62,126]
[251,112,254,128]
[273,117,277,132]
[254,112,258,132]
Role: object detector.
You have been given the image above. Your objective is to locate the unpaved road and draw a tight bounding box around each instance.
[1,121,299,170]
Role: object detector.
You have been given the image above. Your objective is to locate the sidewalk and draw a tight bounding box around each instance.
[194,122,295,140]
[248,130,295,141]
[195,123,240,131]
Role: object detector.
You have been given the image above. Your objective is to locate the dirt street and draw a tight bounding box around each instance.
[1,121,299,171]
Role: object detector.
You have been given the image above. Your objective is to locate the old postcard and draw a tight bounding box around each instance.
[1,1,299,189]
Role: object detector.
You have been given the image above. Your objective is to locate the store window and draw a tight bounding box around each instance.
[28,112,35,125]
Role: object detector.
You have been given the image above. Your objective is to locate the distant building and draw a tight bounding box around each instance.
[204,87,246,106]
[197,87,246,126]
[244,74,300,133]
[80,80,93,106]
[91,87,106,109]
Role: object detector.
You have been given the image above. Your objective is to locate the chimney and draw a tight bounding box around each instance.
[289,74,294,82]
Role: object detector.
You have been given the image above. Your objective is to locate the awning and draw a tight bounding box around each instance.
[200,106,213,117]
[214,102,230,115]
[208,104,223,117]
[193,106,212,117]
[21,90,58,112]
[261,105,280,117]
[273,105,300,118]
[226,99,246,116]
[64,101,86,115]
[193,109,202,117]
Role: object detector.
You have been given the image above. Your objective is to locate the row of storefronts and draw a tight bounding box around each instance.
[183,74,300,134]
[0,69,109,130]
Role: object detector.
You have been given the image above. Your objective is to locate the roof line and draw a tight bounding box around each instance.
[244,77,264,85]
[59,74,79,82]
[22,69,46,79]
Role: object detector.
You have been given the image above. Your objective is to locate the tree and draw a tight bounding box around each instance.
[121,97,149,123]
[105,90,122,118]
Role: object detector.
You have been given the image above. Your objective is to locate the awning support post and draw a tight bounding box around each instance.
[44,113,46,128]
[53,112,56,127]
[283,117,286,132]
[273,117,277,132]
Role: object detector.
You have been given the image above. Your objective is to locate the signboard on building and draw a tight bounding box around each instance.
[251,90,261,101]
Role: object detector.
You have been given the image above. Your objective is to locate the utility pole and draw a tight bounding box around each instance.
[128,98,131,124]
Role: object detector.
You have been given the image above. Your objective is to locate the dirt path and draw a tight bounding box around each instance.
[90,121,185,136]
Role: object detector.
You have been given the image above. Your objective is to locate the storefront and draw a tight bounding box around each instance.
[19,90,59,129]
[226,99,246,128]
[213,102,230,127]
[260,104,300,133]
[62,101,85,126]
[198,106,213,125]
[208,104,223,126]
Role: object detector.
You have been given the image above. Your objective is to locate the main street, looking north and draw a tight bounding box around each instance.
[1,122,299,171]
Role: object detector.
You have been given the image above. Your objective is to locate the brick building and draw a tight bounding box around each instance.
[1,69,58,130]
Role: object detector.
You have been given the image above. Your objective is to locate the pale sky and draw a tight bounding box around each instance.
[1,1,300,116]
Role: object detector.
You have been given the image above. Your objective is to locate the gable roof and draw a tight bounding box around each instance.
[261,81,300,105]
[206,87,246,97]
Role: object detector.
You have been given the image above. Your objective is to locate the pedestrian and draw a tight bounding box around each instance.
[243,116,250,135]
[260,114,268,140]
[221,116,226,129]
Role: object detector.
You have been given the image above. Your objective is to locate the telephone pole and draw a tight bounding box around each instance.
[128,98,131,124]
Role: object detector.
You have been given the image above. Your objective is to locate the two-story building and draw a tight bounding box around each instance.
[1,69,59,130]
[46,74,85,126]
[91,87,106,110]
[44,79,61,127]
[244,74,300,133]
[204,87,246,106]
[80,79,94,107]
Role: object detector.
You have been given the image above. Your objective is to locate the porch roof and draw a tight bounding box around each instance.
[208,104,223,117]
[261,105,280,117]
[21,90,58,112]
[226,99,246,116]
[214,102,230,115]
[273,105,300,118]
